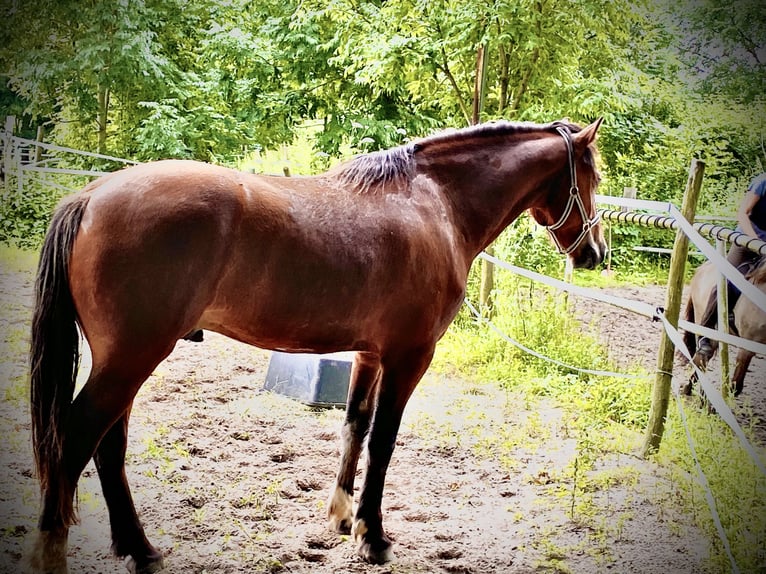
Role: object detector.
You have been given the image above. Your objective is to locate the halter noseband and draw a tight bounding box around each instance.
[545,126,600,255]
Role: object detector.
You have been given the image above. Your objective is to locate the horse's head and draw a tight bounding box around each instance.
[529,119,607,270]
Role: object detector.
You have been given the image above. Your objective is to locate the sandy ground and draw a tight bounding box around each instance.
[571,283,766,445]
[3,262,763,574]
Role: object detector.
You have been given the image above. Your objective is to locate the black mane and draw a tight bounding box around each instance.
[332,120,590,194]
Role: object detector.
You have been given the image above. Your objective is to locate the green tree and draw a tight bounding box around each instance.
[663,0,765,105]
[1,0,176,155]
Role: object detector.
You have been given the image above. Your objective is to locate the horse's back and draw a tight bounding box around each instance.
[65,160,455,359]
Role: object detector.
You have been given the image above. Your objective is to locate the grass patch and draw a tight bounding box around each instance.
[657,402,766,573]
[434,268,765,573]
[0,244,38,273]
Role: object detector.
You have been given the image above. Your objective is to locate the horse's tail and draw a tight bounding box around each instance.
[681,295,697,361]
[30,192,90,527]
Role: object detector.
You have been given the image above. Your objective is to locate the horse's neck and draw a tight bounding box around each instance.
[416,135,562,256]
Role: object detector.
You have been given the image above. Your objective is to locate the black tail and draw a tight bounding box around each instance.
[681,297,697,361]
[29,192,90,527]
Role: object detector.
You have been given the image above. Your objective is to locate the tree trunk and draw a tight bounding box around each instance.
[97,84,110,155]
[472,44,488,125]
[510,47,539,114]
[498,45,510,114]
[472,44,495,317]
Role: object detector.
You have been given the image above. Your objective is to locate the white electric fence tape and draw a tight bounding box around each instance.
[477,251,765,476]
[463,298,645,379]
[658,313,766,477]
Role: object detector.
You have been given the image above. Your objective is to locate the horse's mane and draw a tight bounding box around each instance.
[412,119,584,149]
[331,119,593,195]
[330,144,417,195]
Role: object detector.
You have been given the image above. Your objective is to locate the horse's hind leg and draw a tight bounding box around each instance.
[94,406,164,574]
[732,349,754,396]
[29,358,167,574]
[328,352,381,534]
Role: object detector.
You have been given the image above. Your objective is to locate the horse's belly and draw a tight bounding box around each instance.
[198,275,457,355]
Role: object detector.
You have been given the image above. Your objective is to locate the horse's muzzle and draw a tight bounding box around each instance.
[571,241,607,270]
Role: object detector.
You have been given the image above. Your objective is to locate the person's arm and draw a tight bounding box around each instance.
[737,190,761,238]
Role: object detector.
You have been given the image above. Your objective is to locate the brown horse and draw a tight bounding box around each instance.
[27,119,605,573]
[682,257,766,396]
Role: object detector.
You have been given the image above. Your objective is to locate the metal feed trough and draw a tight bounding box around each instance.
[263,351,354,408]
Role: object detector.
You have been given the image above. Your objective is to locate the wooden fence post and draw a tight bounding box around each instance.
[3,116,15,186]
[642,158,705,456]
[716,238,730,395]
[34,125,45,163]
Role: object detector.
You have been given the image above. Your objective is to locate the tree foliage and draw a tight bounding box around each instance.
[1,0,764,253]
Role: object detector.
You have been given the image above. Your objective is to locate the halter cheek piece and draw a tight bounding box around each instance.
[545,126,600,255]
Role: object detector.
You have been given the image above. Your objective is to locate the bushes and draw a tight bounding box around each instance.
[0,178,78,249]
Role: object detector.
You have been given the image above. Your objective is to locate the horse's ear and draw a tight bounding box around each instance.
[573,117,603,149]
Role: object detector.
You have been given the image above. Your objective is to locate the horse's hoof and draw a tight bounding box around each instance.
[353,519,394,564]
[25,530,68,574]
[125,555,165,574]
[691,353,708,371]
[356,538,395,565]
[328,515,352,534]
[681,381,692,396]
[327,486,353,534]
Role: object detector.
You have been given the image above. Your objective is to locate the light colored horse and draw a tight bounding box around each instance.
[682,258,766,396]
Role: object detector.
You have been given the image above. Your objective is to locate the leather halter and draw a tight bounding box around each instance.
[545,126,600,255]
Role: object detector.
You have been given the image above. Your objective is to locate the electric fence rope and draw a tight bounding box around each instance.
[463,297,645,379]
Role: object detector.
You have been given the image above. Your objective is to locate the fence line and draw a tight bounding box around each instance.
[472,250,753,573]
[476,252,765,475]
[597,197,766,314]
[598,208,766,256]
[472,250,759,574]
[477,188,766,574]
[9,135,140,165]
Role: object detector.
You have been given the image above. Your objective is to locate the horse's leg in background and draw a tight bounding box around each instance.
[94,405,164,574]
[328,352,381,533]
[732,349,754,396]
[352,346,434,564]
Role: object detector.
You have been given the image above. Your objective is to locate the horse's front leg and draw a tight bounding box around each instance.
[328,352,381,533]
[352,347,434,564]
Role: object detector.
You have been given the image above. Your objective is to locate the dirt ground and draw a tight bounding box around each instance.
[1,262,763,574]
[572,282,766,445]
